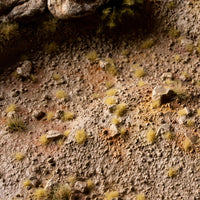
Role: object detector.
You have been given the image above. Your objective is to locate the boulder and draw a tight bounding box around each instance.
[47,0,110,19]
[17,60,32,77]
[0,0,46,22]
[46,130,62,139]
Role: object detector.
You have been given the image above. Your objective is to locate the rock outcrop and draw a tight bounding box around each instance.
[47,0,110,19]
[0,0,46,22]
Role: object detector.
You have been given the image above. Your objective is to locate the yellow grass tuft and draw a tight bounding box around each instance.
[183,137,192,151]
[105,81,114,88]
[39,135,49,145]
[53,72,61,81]
[111,117,120,125]
[146,129,156,143]
[46,112,54,121]
[177,108,188,116]
[6,104,16,113]
[138,80,146,87]
[52,185,71,200]
[7,116,25,131]
[34,188,48,200]
[136,193,146,200]
[44,42,58,54]
[168,167,176,177]
[55,90,67,99]
[23,179,32,187]
[186,119,194,127]
[134,68,145,78]
[86,50,98,62]
[104,96,116,105]
[106,89,118,96]
[168,28,180,38]
[63,111,74,121]
[120,127,127,135]
[64,130,70,137]
[164,131,173,140]
[15,152,25,161]
[174,54,181,62]
[152,100,161,108]
[197,109,200,116]
[141,38,154,49]
[115,103,127,117]
[105,191,119,200]
[75,129,87,144]
[87,179,94,190]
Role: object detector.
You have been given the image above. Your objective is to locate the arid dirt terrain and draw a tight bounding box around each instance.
[0,0,200,199]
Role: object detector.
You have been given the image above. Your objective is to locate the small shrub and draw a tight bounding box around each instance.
[14,152,25,161]
[136,193,146,200]
[182,137,192,151]
[39,134,49,145]
[86,50,98,62]
[134,68,145,78]
[46,112,54,121]
[141,38,154,49]
[55,90,67,99]
[52,185,71,200]
[106,89,118,96]
[115,103,127,117]
[6,104,16,113]
[105,191,119,200]
[7,115,25,131]
[168,167,176,177]
[168,28,180,38]
[34,188,48,200]
[23,179,32,187]
[104,96,116,105]
[105,63,118,76]
[44,42,58,54]
[64,130,70,137]
[146,128,156,143]
[63,111,74,121]
[75,129,87,144]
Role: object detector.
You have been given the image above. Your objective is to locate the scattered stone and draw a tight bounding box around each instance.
[74,181,87,193]
[157,124,171,137]
[152,86,176,104]
[46,130,62,139]
[32,110,45,120]
[110,124,119,137]
[161,72,173,80]
[99,60,109,70]
[178,115,187,125]
[17,61,32,78]
[48,0,109,19]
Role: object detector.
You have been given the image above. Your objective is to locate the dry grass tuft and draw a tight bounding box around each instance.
[23,179,32,187]
[64,130,70,137]
[39,134,49,145]
[115,103,127,117]
[75,129,87,144]
[136,193,146,200]
[141,38,154,49]
[164,131,173,140]
[106,89,118,96]
[6,104,16,113]
[7,115,25,132]
[52,185,71,200]
[87,179,94,190]
[44,42,58,54]
[34,188,48,200]
[168,167,177,177]
[104,96,116,105]
[46,112,54,121]
[168,28,180,38]
[55,90,67,99]
[53,72,61,81]
[14,152,25,161]
[146,129,156,143]
[183,137,192,151]
[86,50,98,62]
[105,191,119,200]
[134,68,145,78]
[111,117,120,125]
[63,111,74,121]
